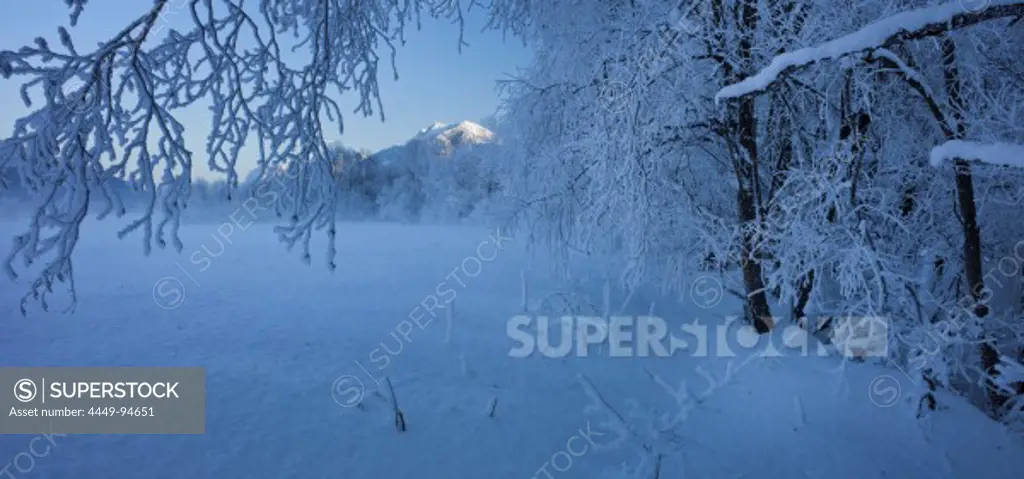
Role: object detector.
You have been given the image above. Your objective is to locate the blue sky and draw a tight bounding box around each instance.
[0,1,531,179]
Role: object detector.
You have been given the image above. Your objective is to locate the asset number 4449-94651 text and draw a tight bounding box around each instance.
[8,406,154,417]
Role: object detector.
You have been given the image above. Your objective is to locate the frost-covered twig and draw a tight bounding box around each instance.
[994,356,1024,394]
[444,298,455,345]
[385,376,406,432]
[520,269,528,313]
[487,396,498,418]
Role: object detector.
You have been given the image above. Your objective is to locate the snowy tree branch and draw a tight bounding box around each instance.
[716,0,1024,101]
[930,140,1024,168]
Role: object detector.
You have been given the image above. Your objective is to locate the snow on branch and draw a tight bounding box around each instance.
[716,0,1024,101]
[994,356,1024,393]
[929,140,1024,168]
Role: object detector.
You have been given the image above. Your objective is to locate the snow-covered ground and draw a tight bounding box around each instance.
[0,219,1021,478]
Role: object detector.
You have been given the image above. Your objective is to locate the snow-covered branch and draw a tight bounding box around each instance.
[994,356,1024,393]
[929,140,1024,168]
[716,0,1024,101]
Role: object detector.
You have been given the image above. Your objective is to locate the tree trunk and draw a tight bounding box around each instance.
[792,269,815,323]
[737,184,774,332]
[940,35,1003,411]
[734,0,774,333]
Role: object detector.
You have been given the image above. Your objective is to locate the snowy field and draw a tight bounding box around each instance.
[0,219,1022,478]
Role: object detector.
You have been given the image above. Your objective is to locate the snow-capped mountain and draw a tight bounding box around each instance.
[375,120,496,165]
[413,120,496,156]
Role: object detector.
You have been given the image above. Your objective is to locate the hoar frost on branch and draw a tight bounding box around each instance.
[0,0,514,314]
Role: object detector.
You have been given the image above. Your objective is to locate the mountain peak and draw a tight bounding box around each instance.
[413,120,495,157]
